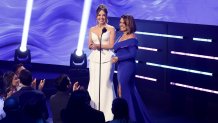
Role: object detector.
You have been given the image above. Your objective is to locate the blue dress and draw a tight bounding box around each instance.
[114,38,151,123]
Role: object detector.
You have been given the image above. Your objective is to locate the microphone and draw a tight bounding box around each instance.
[102,27,107,34]
[98,27,107,110]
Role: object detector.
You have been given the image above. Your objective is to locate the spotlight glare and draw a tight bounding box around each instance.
[20,0,34,51]
[20,46,27,52]
[70,49,87,68]
[76,0,92,55]
[76,50,83,57]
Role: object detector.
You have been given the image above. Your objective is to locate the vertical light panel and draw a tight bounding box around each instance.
[76,0,93,56]
[20,0,34,52]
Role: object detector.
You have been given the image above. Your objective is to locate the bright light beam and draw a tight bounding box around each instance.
[20,0,34,52]
[76,0,93,56]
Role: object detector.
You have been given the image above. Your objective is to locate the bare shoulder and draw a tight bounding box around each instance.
[106,24,115,31]
[128,33,136,38]
[90,26,96,32]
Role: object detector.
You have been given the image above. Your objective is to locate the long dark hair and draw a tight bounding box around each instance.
[3,71,17,93]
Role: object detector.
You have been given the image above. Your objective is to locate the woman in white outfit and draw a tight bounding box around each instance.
[88,4,116,121]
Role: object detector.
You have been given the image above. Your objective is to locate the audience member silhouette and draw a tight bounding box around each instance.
[0,97,21,123]
[50,74,80,123]
[13,63,26,78]
[13,63,45,90]
[2,71,20,98]
[107,98,134,123]
[0,72,6,120]
[61,89,105,123]
[10,69,48,122]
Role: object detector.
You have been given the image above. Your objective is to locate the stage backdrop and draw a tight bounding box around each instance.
[0,0,218,66]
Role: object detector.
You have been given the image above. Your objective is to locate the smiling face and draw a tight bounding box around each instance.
[97,10,107,25]
[119,18,127,33]
[119,15,136,34]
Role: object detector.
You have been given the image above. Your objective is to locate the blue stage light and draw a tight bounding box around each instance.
[15,0,34,63]
[70,49,87,68]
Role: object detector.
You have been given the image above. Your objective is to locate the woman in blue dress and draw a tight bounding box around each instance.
[112,15,151,123]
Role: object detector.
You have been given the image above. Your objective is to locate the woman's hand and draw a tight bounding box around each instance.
[38,79,45,91]
[111,56,118,63]
[89,43,98,50]
[72,81,80,91]
[31,78,37,89]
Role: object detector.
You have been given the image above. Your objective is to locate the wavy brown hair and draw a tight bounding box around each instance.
[96,4,108,18]
[121,15,136,34]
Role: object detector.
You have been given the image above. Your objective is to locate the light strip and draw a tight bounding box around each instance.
[171,51,218,60]
[170,82,218,94]
[193,37,212,42]
[76,0,92,56]
[20,0,34,52]
[114,71,157,82]
[135,75,157,82]
[138,46,158,52]
[146,62,213,76]
[135,31,183,39]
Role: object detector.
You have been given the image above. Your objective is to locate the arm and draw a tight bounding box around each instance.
[117,46,137,61]
[117,34,137,61]
[88,28,97,50]
[112,46,137,63]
